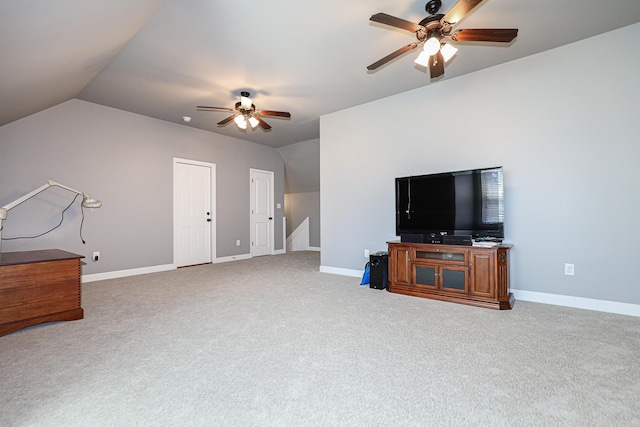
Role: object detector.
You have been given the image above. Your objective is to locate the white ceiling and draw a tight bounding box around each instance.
[2,0,640,148]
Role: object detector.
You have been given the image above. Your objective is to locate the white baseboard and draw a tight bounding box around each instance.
[316,267,640,317]
[86,260,637,317]
[214,253,252,263]
[319,265,363,278]
[82,264,176,283]
[82,251,286,283]
[274,249,285,255]
[307,246,321,252]
[512,289,640,317]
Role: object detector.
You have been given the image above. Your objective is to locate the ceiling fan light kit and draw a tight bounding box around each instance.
[196,91,291,133]
[234,115,248,130]
[369,0,518,78]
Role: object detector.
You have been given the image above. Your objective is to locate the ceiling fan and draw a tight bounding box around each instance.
[368,0,518,78]
[197,91,291,131]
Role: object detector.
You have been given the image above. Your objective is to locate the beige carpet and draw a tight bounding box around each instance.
[1,251,639,426]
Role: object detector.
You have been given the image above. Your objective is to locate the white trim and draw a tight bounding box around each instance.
[319,265,363,278]
[308,246,321,252]
[316,267,640,317]
[287,217,310,252]
[214,253,252,263]
[83,252,255,282]
[82,264,176,283]
[512,289,640,317]
[282,216,287,254]
[274,249,286,255]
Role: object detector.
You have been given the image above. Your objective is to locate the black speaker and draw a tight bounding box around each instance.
[369,252,388,290]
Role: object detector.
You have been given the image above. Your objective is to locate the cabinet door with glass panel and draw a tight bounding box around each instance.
[412,247,469,294]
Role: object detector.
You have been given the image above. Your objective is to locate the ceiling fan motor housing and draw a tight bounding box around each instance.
[235,101,256,113]
[425,0,442,15]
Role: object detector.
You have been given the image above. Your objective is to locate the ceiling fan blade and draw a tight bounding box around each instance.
[429,51,445,78]
[443,0,484,26]
[257,110,291,118]
[254,116,272,130]
[217,114,236,126]
[370,13,423,33]
[451,28,518,42]
[367,43,419,71]
[197,106,234,112]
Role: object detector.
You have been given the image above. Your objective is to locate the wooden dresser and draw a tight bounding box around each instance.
[0,249,84,337]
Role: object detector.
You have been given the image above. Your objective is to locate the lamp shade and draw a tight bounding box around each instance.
[441,43,458,62]
[234,115,247,129]
[414,51,431,67]
[423,37,440,56]
[82,197,102,208]
[240,95,252,110]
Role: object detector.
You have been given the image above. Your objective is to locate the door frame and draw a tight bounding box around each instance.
[173,157,217,265]
[250,168,274,257]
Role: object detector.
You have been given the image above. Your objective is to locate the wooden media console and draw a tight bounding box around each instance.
[388,241,514,310]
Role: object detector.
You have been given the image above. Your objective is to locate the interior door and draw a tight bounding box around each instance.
[174,159,216,266]
[250,169,274,257]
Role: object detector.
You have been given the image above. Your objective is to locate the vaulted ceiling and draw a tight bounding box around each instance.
[2,0,640,148]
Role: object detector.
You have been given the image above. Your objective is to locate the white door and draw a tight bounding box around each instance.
[250,169,274,257]
[174,159,216,266]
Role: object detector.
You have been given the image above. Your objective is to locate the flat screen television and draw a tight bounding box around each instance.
[395,166,504,240]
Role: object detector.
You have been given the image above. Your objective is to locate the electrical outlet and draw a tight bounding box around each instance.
[93,251,100,262]
[364,249,370,258]
[564,263,574,276]
[236,240,240,246]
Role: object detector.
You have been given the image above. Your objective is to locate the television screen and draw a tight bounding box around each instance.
[396,166,504,238]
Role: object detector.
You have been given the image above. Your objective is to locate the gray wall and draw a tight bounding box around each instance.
[277,138,321,247]
[0,99,285,274]
[277,138,320,194]
[320,24,640,305]
[284,191,321,248]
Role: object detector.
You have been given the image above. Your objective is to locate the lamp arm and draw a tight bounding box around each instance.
[0,180,101,252]
[1,182,55,251]
[0,179,98,220]
[1,182,55,213]
[47,180,86,198]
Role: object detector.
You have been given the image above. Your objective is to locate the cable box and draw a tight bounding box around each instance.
[442,235,473,246]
